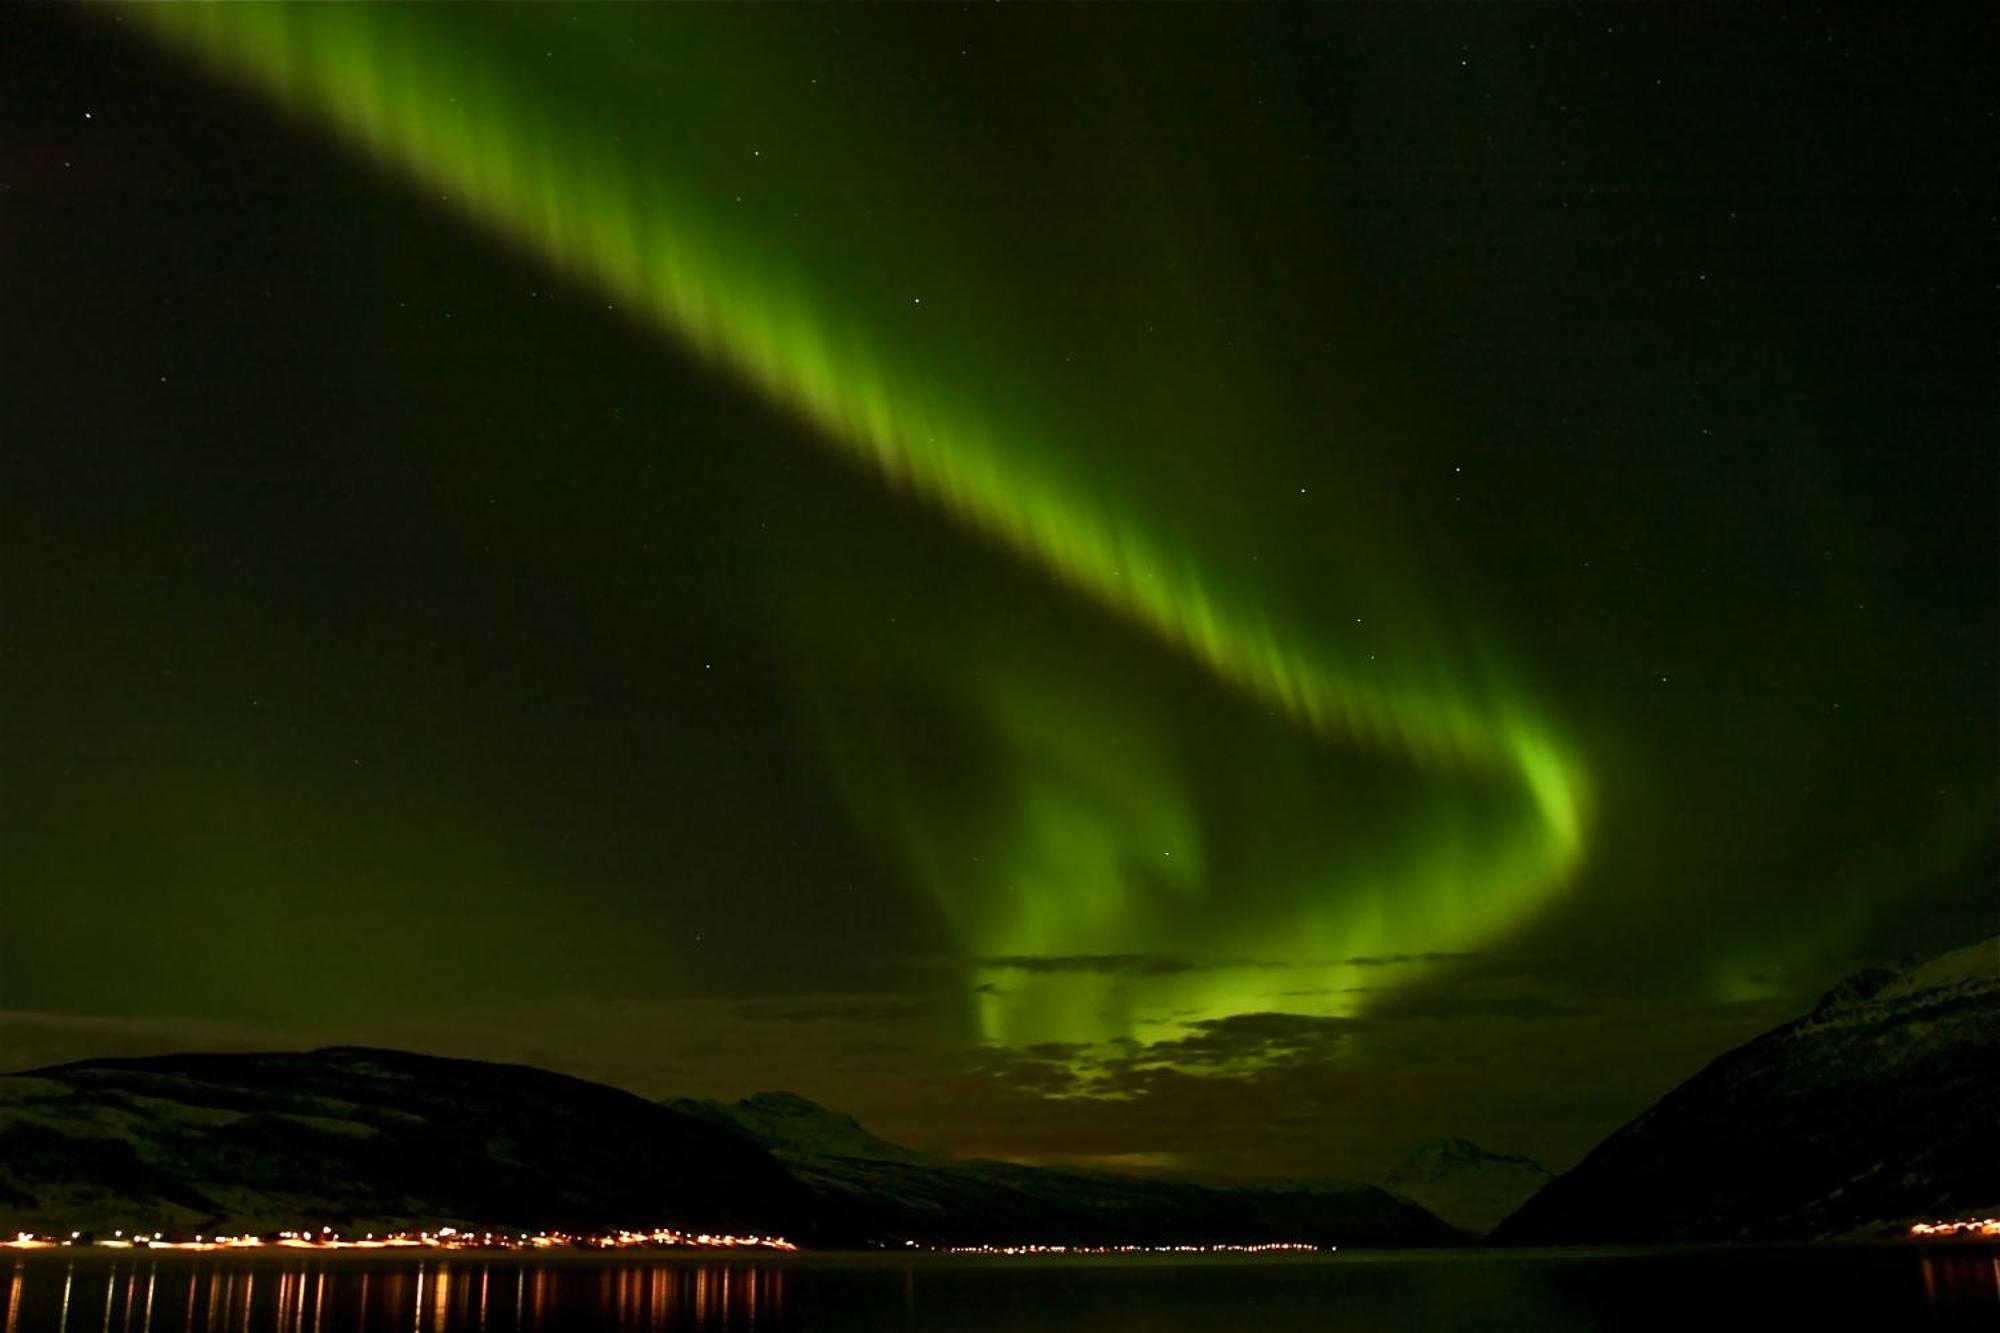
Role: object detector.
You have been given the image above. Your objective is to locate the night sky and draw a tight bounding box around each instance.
[3,5,1992,1181]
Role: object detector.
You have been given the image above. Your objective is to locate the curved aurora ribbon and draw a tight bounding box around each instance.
[124,4,1593,1054]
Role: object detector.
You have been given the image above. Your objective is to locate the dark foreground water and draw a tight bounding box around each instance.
[5,1247,1997,1332]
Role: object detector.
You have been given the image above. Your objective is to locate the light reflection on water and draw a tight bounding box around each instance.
[2,1249,1996,1332]
[1,1259,786,1332]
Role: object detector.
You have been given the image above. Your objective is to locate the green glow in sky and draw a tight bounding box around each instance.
[126,3,1593,1060]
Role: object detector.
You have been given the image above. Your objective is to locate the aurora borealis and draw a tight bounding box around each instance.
[3,5,1992,1176]
[114,1,1590,1055]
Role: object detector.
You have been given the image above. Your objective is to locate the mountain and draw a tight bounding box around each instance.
[1385,1138,1552,1236]
[1494,937,2000,1244]
[0,1047,1459,1247]
[668,1092,1464,1248]
[673,1091,931,1165]
[0,1047,814,1239]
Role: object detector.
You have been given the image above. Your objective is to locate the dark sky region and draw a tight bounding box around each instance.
[2,5,1992,1181]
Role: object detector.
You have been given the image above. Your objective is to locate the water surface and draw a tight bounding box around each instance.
[5,1247,1997,1331]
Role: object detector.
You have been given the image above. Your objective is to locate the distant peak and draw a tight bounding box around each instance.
[1417,1137,1484,1158]
[1396,1137,1484,1166]
[1388,1138,1550,1185]
[736,1091,836,1117]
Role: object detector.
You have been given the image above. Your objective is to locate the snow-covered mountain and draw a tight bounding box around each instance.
[1495,937,2000,1243]
[1386,1138,1553,1236]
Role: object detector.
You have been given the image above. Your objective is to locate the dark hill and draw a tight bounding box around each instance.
[0,1047,813,1239]
[1494,938,2000,1243]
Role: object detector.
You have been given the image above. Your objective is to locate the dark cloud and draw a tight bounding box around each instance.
[1122,1012,1370,1070]
[1186,1012,1373,1041]
[1340,952,1484,967]
[976,955,1201,976]
[973,955,1288,976]
[1368,986,1599,1023]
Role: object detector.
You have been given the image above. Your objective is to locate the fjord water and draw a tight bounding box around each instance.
[5,1249,1996,1332]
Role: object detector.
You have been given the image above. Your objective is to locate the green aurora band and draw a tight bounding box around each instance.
[125,5,1593,1064]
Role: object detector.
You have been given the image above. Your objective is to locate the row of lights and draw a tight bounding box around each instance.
[8,1232,1322,1258]
[1909,1219,2000,1238]
[926,1241,1327,1256]
[5,1225,796,1253]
